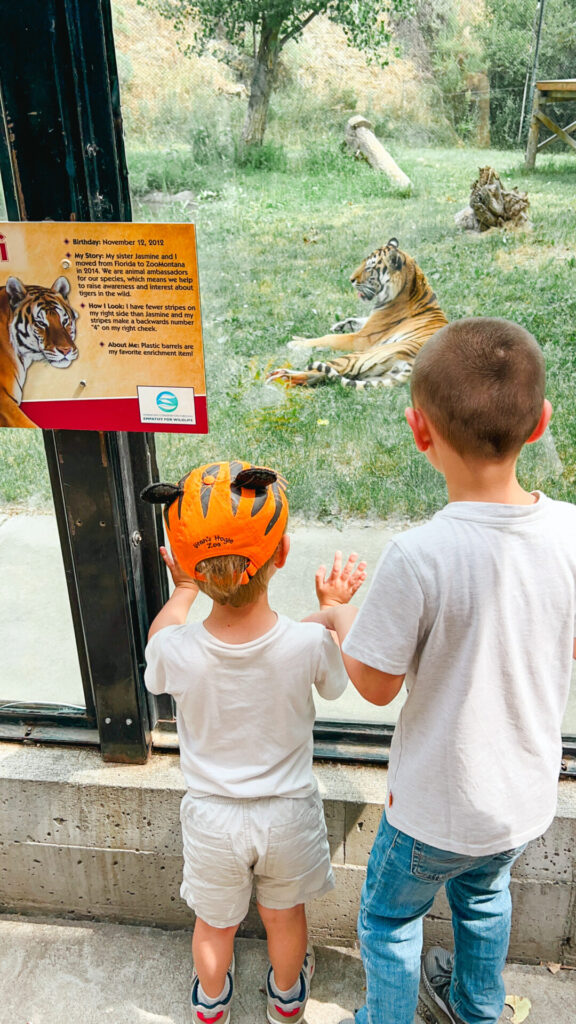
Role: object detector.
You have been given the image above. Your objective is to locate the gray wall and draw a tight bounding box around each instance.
[0,744,574,964]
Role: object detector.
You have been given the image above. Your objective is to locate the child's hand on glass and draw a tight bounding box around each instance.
[315,550,367,609]
[160,546,199,593]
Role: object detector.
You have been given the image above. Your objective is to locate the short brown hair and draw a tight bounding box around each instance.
[194,550,278,607]
[410,317,546,459]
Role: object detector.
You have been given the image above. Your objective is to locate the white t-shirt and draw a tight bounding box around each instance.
[145,614,347,798]
[343,493,576,855]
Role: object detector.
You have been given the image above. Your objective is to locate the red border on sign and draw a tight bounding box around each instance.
[20,396,209,433]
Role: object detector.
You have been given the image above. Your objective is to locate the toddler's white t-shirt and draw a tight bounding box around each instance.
[343,493,576,855]
[145,614,347,798]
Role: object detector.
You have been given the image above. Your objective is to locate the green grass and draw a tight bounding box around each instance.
[151,142,576,518]
[2,140,575,518]
[0,429,52,507]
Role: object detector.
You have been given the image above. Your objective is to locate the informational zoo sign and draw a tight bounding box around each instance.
[0,222,206,432]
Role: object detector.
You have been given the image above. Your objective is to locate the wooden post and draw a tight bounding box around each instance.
[466,72,490,148]
[345,115,412,191]
[525,88,541,169]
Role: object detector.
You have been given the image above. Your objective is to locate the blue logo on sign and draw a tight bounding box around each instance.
[156,390,178,413]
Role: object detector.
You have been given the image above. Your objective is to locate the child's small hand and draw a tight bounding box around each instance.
[148,546,199,638]
[160,546,199,593]
[315,550,367,609]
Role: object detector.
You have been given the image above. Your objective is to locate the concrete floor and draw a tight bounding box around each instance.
[1,513,576,733]
[1,915,575,1024]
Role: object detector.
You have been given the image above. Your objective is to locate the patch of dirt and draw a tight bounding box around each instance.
[495,243,574,271]
[284,17,425,121]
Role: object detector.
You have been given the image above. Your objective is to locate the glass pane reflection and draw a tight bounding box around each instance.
[0,431,85,710]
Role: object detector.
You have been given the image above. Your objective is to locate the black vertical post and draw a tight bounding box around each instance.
[0,0,167,761]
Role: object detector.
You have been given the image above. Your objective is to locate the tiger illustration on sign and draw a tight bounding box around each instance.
[267,238,448,388]
[0,275,79,427]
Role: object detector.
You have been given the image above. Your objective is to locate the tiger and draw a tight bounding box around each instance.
[267,238,449,388]
[0,275,79,427]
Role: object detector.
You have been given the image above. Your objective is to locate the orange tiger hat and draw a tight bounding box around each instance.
[141,461,289,583]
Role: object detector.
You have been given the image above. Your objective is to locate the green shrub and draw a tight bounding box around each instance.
[126,147,194,193]
[234,140,288,171]
[299,141,347,174]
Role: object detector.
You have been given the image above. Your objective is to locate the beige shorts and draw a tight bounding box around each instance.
[180,789,334,928]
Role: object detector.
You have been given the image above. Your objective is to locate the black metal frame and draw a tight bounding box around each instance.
[0,0,167,762]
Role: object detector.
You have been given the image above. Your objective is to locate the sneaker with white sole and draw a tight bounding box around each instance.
[421,946,467,1024]
[191,956,235,1024]
[266,947,315,1023]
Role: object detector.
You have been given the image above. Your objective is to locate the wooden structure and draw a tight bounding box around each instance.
[345,115,411,191]
[525,79,576,168]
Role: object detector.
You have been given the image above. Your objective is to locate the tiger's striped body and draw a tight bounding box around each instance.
[268,239,448,388]
[0,276,78,427]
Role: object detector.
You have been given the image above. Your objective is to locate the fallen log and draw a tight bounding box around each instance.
[345,115,412,191]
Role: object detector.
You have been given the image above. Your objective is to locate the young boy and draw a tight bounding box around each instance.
[307,318,576,1024]
[141,461,366,1024]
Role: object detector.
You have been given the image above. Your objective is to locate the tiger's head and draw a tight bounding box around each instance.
[350,238,416,307]
[6,276,79,368]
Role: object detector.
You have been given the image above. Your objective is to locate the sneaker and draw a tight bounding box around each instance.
[266,947,315,1023]
[421,946,466,1024]
[191,957,235,1024]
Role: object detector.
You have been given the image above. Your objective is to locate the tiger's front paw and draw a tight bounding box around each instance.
[288,336,315,351]
[331,317,364,333]
[266,367,309,386]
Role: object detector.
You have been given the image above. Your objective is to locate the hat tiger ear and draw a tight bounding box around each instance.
[140,483,183,506]
[233,467,277,490]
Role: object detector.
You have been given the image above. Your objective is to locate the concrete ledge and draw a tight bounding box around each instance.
[0,743,575,964]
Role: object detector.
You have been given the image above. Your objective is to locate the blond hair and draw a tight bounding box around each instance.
[411,317,546,460]
[194,550,278,607]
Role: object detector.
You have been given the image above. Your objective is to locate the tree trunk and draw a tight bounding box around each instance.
[455,167,530,231]
[241,18,282,147]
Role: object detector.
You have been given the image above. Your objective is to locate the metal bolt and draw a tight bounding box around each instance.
[131,530,142,547]
[126,718,132,726]
[105,717,111,725]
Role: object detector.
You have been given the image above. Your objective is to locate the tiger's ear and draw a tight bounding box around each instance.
[389,247,403,270]
[6,276,27,307]
[387,238,399,248]
[233,467,277,490]
[140,483,183,507]
[52,276,71,299]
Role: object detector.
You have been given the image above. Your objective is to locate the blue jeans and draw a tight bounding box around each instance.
[355,811,526,1024]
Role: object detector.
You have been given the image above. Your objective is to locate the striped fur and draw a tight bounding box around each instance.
[268,239,448,388]
[0,276,78,427]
